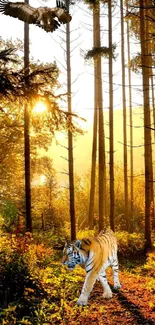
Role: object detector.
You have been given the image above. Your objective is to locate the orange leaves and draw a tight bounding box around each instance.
[10,232,33,254]
[29,243,53,261]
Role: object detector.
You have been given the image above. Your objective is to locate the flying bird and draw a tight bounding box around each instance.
[0,0,72,33]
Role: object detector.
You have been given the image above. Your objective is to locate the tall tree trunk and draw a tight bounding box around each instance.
[120,0,129,231]
[24,0,32,232]
[140,0,152,250]
[88,13,98,229]
[93,3,105,232]
[126,3,133,233]
[151,73,155,140]
[151,73,155,141]
[150,71,155,229]
[66,0,76,241]
[108,0,114,231]
[147,26,154,215]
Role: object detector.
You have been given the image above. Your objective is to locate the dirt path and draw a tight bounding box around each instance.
[65,271,155,325]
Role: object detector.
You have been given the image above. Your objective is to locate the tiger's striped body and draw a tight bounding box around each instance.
[62,229,121,306]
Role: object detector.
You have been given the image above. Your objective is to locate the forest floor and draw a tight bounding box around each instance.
[1,233,155,325]
[78,272,155,325]
[60,260,155,325]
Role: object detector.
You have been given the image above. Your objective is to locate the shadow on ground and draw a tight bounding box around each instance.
[117,290,154,325]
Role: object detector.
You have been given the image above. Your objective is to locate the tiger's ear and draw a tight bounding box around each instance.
[64,236,70,247]
[64,241,68,248]
[75,240,82,249]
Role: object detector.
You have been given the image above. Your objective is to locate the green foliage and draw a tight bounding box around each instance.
[84,0,109,10]
[33,229,61,246]
[1,200,19,232]
[0,233,53,324]
[31,156,58,229]
[0,41,82,222]
[85,46,111,60]
[0,231,84,324]
[84,0,100,8]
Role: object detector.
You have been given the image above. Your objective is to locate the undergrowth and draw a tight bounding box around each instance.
[0,229,154,324]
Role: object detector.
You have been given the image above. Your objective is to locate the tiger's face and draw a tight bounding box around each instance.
[62,241,83,270]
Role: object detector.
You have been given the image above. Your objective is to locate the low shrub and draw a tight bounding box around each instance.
[144,250,155,277]
[0,233,53,317]
[25,243,53,269]
[116,231,144,256]
[77,228,96,240]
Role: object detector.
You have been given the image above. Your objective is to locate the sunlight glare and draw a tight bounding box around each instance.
[40,174,46,184]
[33,102,47,114]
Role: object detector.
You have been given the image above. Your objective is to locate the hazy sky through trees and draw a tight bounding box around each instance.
[0,0,148,184]
[0,0,144,123]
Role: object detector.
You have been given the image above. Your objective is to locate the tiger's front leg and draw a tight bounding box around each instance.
[76,271,97,306]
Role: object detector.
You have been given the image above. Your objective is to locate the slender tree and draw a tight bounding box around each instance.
[140,0,152,249]
[125,0,155,234]
[24,0,32,232]
[126,1,133,233]
[95,1,105,231]
[120,0,129,231]
[151,70,155,230]
[86,0,106,230]
[151,74,155,140]
[88,58,98,229]
[146,9,154,222]
[66,0,76,240]
[88,5,98,230]
[108,0,114,231]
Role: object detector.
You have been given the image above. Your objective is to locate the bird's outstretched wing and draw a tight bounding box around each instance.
[0,1,37,24]
[56,0,72,23]
[0,0,72,33]
[50,7,72,24]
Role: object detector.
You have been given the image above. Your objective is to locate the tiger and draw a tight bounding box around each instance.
[62,228,121,306]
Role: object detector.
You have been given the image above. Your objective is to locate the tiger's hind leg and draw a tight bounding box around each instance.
[111,253,121,290]
[98,270,113,299]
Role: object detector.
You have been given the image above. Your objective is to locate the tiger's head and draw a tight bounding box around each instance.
[62,240,86,270]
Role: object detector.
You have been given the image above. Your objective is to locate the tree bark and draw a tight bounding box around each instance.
[140,0,152,250]
[108,0,114,231]
[24,0,32,232]
[93,3,105,232]
[120,0,129,231]
[151,73,155,141]
[126,2,134,233]
[88,12,98,229]
[150,72,155,229]
[66,0,76,241]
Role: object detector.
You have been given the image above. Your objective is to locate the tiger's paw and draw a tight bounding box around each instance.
[103,290,113,299]
[114,283,122,290]
[76,299,88,306]
[76,294,88,306]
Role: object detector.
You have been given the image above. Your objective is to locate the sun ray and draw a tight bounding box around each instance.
[33,102,47,114]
